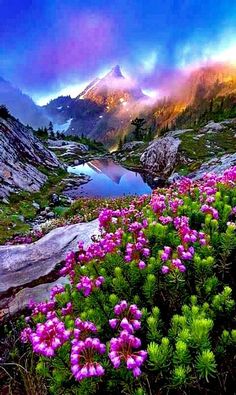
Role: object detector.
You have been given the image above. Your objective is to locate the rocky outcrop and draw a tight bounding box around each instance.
[48,139,88,152]
[122,141,145,151]
[0,219,99,318]
[140,136,180,177]
[200,120,227,133]
[0,117,63,199]
[0,219,99,294]
[189,152,236,180]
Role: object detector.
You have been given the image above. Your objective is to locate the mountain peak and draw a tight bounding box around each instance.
[105,65,124,79]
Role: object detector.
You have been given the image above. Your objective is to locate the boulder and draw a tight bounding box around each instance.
[140,136,180,177]
[200,120,226,133]
[0,219,99,294]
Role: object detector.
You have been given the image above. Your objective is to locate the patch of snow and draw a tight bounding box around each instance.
[54,118,73,133]
[57,106,63,110]
[80,78,101,99]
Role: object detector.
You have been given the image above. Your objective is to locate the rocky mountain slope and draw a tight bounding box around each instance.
[44,65,146,147]
[0,77,49,128]
[0,115,63,200]
[150,63,236,131]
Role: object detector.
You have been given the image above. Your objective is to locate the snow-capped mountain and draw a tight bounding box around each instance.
[43,65,146,146]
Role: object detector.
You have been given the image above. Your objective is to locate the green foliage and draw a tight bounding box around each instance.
[0,104,10,119]
[195,350,217,382]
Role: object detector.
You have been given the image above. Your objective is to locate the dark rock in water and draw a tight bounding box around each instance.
[140,136,180,177]
[0,117,64,199]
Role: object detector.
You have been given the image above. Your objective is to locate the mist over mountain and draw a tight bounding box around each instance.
[0,77,49,128]
[43,62,236,146]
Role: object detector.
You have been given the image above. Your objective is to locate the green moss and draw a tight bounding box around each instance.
[0,167,67,244]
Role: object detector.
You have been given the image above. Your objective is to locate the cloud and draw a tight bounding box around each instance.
[19,11,116,92]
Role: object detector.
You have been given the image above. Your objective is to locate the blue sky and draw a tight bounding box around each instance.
[1,0,236,103]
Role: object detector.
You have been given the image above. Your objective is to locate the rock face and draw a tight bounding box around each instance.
[140,136,180,177]
[0,219,99,318]
[0,219,99,294]
[0,116,63,199]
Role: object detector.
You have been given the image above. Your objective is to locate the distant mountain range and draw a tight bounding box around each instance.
[43,63,236,146]
[0,77,49,128]
[1,63,236,147]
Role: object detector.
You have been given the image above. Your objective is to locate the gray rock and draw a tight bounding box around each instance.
[46,211,55,219]
[0,219,99,294]
[32,201,40,210]
[189,153,236,180]
[0,117,64,199]
[48,139,88,153]
[122,141,145,152]
[51,193,60,205]
[0,277,69,318]
[168,172,182,183]
[140,136,180,177]
[200,120,226,133]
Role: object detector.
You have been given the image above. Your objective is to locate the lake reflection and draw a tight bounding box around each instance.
[67,159,152,198]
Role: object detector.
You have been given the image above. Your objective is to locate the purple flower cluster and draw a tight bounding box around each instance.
[201,204,219,219]
[109,330,147,377]
[150,194,166,216]
[28,299,55,316]
[176,177,192,194]
[71,337,106,381]
[125,228,150,269]
[77,275,105,297]
[160,215,208,274]
[22,318,71,357]
[50,284,65,300]
[109,301,142,333]
[109,301,146,376]
[169,197,184,213]
[74,318,97,339]
[61,230,123,281]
